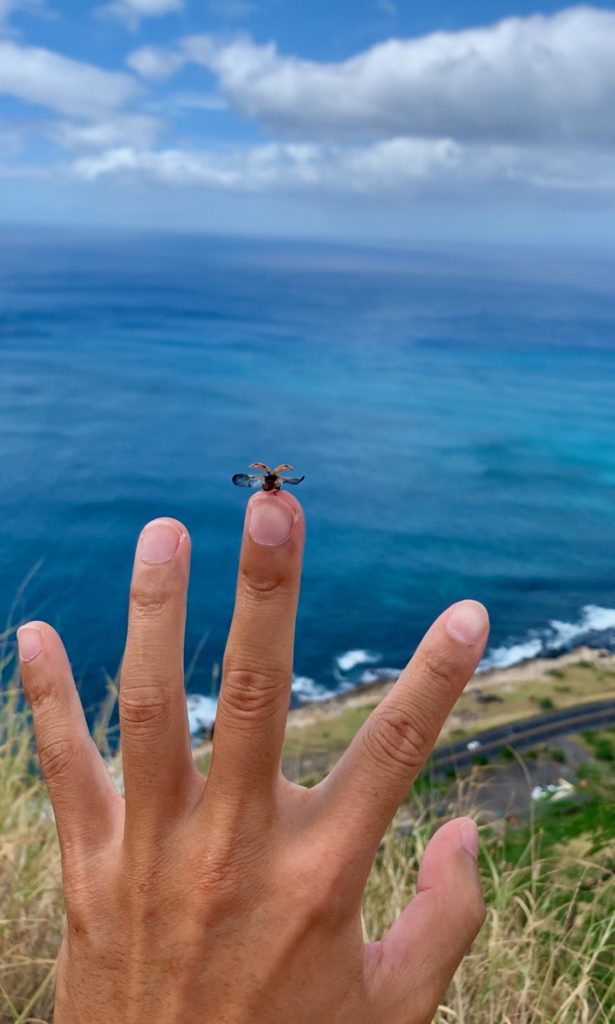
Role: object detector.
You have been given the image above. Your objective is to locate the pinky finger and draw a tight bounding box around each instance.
[18,622,122,855]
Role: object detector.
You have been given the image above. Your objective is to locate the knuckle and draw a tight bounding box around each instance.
[65,904,94,942]
[119,686,171,727]
[418,644,460,695]
[38,736,79,782]
[186,845,253,921]
[199,850,244,899]
[130,578,176,617]
[63,870,104,918]
[120,856,173,923]
[363,703,430,775]
[64,870,117,947]
[220,664,286,722]
[25,674,58,714]
[239,567,289,599]
[130,866,162,901]
[286,852,352,928]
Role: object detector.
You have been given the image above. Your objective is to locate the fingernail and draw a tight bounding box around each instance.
[446,600,488,645]
[460,819,479,862]
[140,520,182,564]
[17,626,43,663]
[248,496,295,546]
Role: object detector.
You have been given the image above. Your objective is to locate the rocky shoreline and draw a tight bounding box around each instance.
[191,645,615,760]
[285,644,615,731]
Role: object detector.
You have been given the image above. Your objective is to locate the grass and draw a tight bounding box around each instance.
[365,812,614,1023]
[276,659,615,785]
[453,662,615,735]
[1,664,615,1023]
[0,683,63,1022]
[581,730,615,764]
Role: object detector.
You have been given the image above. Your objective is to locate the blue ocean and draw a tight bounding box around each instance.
[1,230,615,731]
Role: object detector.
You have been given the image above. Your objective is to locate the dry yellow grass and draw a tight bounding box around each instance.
[0,686,63,1023]
[1,675,613,1023]
[365,812,614,1024]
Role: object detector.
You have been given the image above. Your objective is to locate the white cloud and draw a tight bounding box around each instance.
[155,91,228,113]
[71,138,462,191]
[132,9,615,145]
[6,3,615,214]
[48,113,162,150]
[70,136,615,197]
[97,0,183,30]
[0,40,139,118]
[127,43,186,79]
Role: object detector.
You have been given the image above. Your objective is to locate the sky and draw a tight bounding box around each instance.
[2,1,615,243]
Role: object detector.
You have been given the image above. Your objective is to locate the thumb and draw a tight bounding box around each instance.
[367,817,486,1023]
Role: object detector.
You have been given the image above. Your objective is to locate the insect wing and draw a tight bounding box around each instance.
[232,473,265,489]
[280,475,305,486]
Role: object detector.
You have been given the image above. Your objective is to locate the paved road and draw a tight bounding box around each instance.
[433,699,615,774]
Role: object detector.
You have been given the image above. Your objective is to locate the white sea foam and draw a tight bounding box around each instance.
[548,619,584,648]
[479,639,542,671]
[480,604,615,672]
[291,674,337,703]
[186,604,615,725]
[358,667,401,685]
[584,605,615,631]
[186,694,218,736]
[335,648,380,673]
[186,676,338,727]
[549,605,615,648]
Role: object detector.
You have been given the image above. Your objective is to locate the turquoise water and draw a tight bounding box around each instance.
[1,232,614,727]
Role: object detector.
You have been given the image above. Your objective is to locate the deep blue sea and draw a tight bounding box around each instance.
[1,230,615,731]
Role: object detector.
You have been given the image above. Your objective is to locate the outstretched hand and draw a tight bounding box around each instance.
[18,492,489,1023]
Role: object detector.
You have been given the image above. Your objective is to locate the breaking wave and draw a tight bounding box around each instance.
[186,694,218,736]
[334,649,379,674]
[186,605,615,736]
[480,604,615,672]
[186,674,340,736]
[290,674,337,703]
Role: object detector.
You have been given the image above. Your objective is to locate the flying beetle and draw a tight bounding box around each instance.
[232,462,305,492]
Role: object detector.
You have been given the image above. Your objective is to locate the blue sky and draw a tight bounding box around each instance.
[2,1,615,243]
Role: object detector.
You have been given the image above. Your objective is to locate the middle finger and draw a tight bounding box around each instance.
[208,490,305,802]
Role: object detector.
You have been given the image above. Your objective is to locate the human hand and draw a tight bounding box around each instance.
[18,492,489,1023]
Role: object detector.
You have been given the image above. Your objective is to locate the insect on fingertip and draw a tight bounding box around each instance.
[232,460,305,493]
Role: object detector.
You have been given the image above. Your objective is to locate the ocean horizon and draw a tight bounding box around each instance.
[1,230,615,732]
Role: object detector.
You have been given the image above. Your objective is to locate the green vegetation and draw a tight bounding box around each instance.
[532,695,555,711]
[583,730,615,764]
[365,804,614,1024]
[267,658,615,787]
